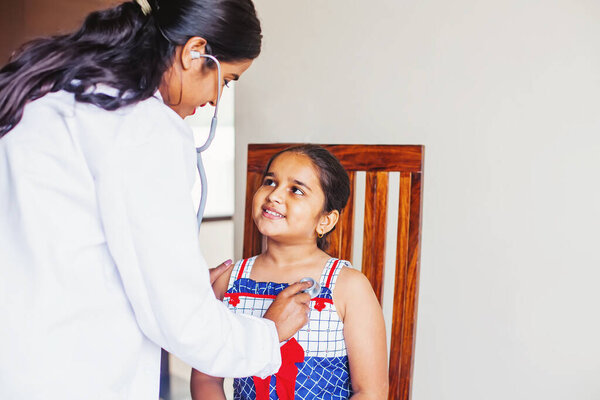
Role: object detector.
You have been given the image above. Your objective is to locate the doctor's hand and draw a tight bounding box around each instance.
[263,281,312,342]
[209,259,233,285]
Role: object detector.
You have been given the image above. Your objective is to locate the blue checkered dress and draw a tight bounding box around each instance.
[223,257,352,400]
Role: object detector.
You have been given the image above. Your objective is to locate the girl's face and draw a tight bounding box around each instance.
[252,152,329,246]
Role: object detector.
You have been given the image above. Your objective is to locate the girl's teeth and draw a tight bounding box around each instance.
[266,209,283,217]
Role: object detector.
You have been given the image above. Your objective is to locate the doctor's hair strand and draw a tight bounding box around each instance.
[0,0,262,137]
[262,145,351,251]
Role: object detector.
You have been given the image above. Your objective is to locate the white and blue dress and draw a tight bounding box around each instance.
[223,256,353,400]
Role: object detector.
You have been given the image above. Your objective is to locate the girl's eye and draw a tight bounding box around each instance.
[291,187,304,195]
[263,178,276,186]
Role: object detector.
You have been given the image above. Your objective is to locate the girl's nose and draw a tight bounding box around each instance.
[267,186,284,203]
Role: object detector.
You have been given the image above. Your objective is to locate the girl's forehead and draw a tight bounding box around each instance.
[269,152,320,180]
[270,152,311,169]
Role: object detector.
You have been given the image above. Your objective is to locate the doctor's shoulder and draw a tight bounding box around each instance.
[109,93,194,147]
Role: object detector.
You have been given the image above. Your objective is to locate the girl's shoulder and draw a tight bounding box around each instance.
[334,260,372,291]
[331,260,378,319]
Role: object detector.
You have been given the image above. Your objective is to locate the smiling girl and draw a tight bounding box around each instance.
[191,144,388,400]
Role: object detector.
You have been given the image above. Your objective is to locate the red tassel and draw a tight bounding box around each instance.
[252,375,271,399]
[253,338,305,399]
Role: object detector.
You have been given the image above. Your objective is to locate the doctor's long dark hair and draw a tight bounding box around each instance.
[0,0,261,137]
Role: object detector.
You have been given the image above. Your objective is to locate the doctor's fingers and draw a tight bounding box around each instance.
[294,291,311,306]
[264,294,310,341]
[280,281,312,299]
[209,259,233,284]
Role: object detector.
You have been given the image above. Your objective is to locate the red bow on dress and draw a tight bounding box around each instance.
[252,338,305,400]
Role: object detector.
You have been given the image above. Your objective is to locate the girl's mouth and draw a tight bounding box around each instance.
[263,207,285,219]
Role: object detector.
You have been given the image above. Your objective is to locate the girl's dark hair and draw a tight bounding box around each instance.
[0,0,262,137]
[263,144,351,251]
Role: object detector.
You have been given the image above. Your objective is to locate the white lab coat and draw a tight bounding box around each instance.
[0,90,281,399]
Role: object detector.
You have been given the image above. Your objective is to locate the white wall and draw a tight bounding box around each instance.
[234,1,600,399]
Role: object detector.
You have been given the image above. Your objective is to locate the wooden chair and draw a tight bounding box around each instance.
[243,144,424,400]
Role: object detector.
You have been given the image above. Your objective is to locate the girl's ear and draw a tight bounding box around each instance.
[317,210,340,236]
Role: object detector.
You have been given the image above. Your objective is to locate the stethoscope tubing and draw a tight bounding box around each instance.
[194,54,222,229]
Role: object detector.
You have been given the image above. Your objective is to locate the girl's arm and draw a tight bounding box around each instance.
[336,268,389,399]
[190,372,226,400]
[191,371,226,400]
[190,263,233,399]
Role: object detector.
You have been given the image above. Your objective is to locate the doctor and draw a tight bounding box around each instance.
[0,0,311,398]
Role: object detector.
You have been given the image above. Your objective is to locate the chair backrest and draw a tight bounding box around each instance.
[243,144,424,400]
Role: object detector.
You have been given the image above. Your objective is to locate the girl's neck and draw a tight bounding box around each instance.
[260,239,324,269]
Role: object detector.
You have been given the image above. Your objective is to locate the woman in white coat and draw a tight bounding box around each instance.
[0,0,311,398]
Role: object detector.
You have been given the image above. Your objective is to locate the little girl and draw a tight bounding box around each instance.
[191,145,388,399]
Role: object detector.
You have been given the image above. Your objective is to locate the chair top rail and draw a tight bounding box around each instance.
[247,144,424,173]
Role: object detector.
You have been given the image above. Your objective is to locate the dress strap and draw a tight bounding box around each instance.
[227,256,257,290]
[319,258,344,290]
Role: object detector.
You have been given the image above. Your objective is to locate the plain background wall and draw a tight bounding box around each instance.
[234,1,600,399]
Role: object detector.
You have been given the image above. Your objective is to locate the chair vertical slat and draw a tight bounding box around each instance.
[399,172,423,400]
[329,171,355,261]
[340,171,356,262]
[243,171,263,259]
[389,172,412,400]
[361,171,388,303]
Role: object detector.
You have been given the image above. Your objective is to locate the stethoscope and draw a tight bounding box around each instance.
[190,51,321,298]
[190,50,221,228]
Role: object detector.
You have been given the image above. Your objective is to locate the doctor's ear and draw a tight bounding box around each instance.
[181,36,208,69]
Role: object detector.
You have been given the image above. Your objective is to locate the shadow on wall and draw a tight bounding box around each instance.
[0,0,118,63]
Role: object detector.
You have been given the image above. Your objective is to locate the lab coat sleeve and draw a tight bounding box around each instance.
[91,107,281,378]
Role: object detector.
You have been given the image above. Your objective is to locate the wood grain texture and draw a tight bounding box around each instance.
[329,171,355,261]
[243,144,424,400]
[361,171,388,304]
[401,172,423,400]
[247,144,423,173]
[339,171,356,261]
[389,172,412,399]
[242,171,263,259]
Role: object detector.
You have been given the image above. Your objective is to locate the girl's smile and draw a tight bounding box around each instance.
[262,206,285,219]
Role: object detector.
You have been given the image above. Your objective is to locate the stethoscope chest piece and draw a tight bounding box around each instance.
[300,277,321,298]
